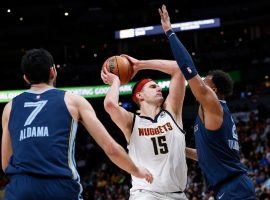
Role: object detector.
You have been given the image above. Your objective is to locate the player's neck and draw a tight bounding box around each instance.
[140,104,161,119]
[30,83,53,92]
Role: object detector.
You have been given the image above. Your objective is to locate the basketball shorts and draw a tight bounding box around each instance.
[129,189,188,200]
[4,174,83,200]
[214,174,255,200]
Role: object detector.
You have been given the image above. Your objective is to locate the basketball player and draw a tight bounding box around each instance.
[159,5,255,199]
[101,55,188,200]
[1,48,153,200]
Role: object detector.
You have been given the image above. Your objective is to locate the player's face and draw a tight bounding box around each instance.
[140,81,163,105]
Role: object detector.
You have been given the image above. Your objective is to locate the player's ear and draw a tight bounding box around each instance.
[23,75,31,84]
[49,66,56,79]
[136,92,142,101]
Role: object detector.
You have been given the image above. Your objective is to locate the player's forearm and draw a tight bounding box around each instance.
[185,147,198,161]
[166,29,198,80]
[165,30,217,107]
[84,114,139,176]
[105,143,139,176]
[137,59,179,75]
[104,79,121,111]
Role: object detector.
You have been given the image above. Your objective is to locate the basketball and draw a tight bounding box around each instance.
[102,55,133,84]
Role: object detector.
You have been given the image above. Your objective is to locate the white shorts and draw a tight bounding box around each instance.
[129,189,188,200]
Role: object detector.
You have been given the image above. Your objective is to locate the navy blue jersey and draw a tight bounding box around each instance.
[6,88,80,181]
[194,100,247,191]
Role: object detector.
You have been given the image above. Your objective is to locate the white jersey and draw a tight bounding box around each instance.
[128,109,187,193]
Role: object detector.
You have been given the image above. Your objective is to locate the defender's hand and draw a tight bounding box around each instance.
[158,5,172,32]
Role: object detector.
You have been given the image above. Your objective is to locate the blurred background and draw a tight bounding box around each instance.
[0,0,269,199]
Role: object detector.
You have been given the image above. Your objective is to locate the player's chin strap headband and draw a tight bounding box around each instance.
[132,78,153,103]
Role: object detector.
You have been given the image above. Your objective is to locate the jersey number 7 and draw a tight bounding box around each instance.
[24,100,48,126]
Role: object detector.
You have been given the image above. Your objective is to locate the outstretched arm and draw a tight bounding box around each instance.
[101,67,134,142]
[1,102,12,171]
[74,94,152,183]
[159,5,223,130]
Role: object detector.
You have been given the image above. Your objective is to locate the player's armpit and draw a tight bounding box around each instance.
[185,147,198,161]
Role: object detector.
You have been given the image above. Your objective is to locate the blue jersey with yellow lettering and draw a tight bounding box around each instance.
[6,88,79,180]
[194,100,247,191]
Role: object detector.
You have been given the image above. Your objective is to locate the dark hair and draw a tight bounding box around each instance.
[21,48,54,84]
[208,70,233,98]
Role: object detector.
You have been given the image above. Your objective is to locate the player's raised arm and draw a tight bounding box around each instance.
[101,67,134,142]
[122,54,186,127]
[122,54,179,75]
[159,5,223,129]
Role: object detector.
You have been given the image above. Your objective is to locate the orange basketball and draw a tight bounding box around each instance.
[102,55,133,84]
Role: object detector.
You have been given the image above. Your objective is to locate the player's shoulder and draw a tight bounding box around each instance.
[4,101,12,110]
[64,91,88,105]
[65,91,81,99]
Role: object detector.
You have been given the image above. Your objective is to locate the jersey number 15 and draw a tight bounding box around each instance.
[151,136,169,155]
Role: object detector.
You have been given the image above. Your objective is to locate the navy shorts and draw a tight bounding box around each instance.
[215,174,255,200]
[4,174,83,200]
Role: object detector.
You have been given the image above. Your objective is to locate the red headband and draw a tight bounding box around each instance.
[132,78,153,103]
